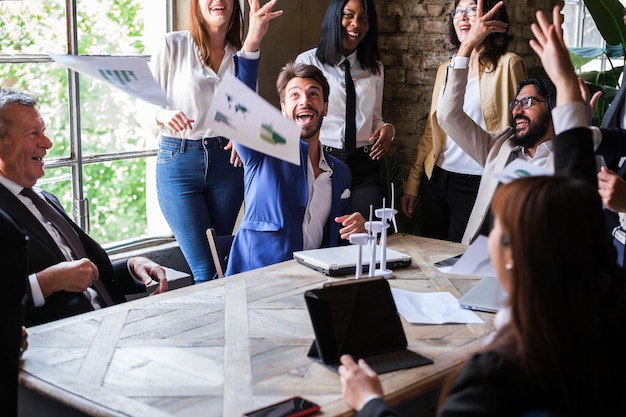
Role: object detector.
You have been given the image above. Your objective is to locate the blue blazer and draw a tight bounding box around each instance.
[225,55,352,275]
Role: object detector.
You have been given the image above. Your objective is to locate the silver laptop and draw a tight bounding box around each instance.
[293,244,412,277]
[457,276,508,313]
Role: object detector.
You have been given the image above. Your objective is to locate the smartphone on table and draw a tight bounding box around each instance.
[241,396,320,417]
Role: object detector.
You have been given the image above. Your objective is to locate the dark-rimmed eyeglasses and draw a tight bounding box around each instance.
[450,6,477,19]
[509,96,546,112]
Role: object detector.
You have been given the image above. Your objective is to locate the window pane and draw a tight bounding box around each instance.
[562,2,582,47]
[38,166,72,215]
[83,159,150,244]
[79,73,148,155]
[39,158,158,245]
[0,61,71,160]
[581,8,603,48]
[0,0,67,55]
[76,0,165,55]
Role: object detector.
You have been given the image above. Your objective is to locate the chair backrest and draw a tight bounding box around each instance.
[0,208,29,416]
[206,202,243,278]
[206,228,235,278]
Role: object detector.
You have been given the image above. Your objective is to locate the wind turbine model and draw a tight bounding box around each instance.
[349,232,369,279]
[363,205,388,278]
[350,185,400,279]
[374,184,399,278]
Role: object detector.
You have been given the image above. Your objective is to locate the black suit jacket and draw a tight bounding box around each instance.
[0,184,146,326]
[0,208,28,416]
[600,84,626,229]
[553,127,598,186]
[552,125,626,214]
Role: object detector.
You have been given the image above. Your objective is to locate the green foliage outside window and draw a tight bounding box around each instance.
[0,0,157,245]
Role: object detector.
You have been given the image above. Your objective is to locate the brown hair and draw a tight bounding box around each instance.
[488,176,626,415]
[188,0,243,68]
[276,62,330,104]
[447,0,512,71]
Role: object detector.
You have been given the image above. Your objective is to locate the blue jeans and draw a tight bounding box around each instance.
[157,137,243,283]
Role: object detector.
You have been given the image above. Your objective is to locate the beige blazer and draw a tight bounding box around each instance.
[402,52,527,197]
[437,66,554,243]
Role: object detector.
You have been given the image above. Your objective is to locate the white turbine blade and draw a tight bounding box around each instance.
[391,183,398,233]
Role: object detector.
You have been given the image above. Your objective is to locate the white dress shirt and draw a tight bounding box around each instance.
[145,31,260,141]
[303,143,333,250]
[295,48,385,149]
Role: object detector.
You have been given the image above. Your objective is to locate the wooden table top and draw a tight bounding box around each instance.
[19,233,495,417]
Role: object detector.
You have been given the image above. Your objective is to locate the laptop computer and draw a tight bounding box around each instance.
[293,244,412,277]
[304,277,433,374]
[457,276,508,313]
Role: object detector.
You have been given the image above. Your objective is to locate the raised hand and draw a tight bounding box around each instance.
[529,6,581,107]
[457,0,507,57]
[243,0,283,53]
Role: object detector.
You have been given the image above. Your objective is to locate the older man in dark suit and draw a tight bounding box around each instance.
[0,87,168,327]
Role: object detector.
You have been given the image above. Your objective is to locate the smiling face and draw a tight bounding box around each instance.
[453,0,477,43]
[0,104,52,188]
[341,0,369,56]
[199,0,233,29]
[511,85,552,149]
[280,77,328,141]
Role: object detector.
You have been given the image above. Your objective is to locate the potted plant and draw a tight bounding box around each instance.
[568,0,626,121]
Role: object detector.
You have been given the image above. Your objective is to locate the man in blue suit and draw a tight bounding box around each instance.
[226,57,366,275]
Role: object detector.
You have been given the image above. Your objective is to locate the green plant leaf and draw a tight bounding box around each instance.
[583,0,626,47]
[568,48,603,69]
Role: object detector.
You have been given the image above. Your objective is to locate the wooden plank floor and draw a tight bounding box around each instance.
[20,234,494,416]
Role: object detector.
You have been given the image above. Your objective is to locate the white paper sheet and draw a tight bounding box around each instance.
[391,288,484,324]
[205,73,301,165]
[48,53,168,107]
[494,158,553,184]
[449,235,496,277]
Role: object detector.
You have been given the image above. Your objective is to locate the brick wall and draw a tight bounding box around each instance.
[374,0,563,171]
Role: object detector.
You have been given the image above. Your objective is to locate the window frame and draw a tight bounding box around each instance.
[0,0,173,238]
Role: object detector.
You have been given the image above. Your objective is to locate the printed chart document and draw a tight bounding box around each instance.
[206,73,301,165]
[48,53,168,107]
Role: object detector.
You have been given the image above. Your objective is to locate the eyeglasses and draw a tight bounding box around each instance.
[509,96,546,112]
[450,6,478,19]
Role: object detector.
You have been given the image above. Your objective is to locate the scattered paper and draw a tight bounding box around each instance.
[494,158,553,184]
[206,73,301,165]
[48,53,168,107]
[449,235,496,277]
[391,288,484,324]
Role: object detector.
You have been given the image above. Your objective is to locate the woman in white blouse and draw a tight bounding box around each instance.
[296,0,395,219]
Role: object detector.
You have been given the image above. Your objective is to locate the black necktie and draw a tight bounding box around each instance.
[20,188,114,306]
[341,59,357,154]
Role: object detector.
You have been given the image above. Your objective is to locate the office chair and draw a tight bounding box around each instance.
[0,208,29,416]
[206,203,244,278]
[206,228,235,278]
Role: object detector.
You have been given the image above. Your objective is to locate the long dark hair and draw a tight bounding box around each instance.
[448,0,512,70]
[489,176,626,415]
[315,0,381,74]
[188,0,243,68]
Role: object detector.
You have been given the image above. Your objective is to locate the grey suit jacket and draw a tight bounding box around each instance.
[436,66,555,243]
